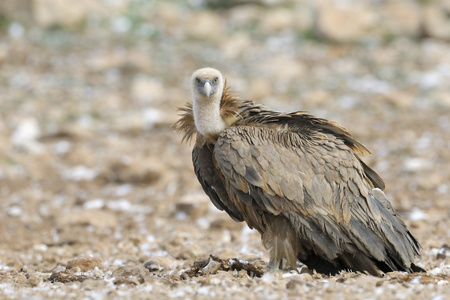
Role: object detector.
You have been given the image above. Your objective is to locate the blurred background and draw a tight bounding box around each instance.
[0,0,449,296]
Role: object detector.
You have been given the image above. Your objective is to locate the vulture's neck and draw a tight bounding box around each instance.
[193,93,227,141]
[174,85,243,145]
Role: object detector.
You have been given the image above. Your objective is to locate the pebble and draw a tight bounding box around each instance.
[27,275,40,287]
[11,118,44,154]
[66,257,104,272]
[58,210,119,228]
[112,265,148,285]
[379,1,421,37]
[186,11,225,42]
[15,273,27,284]
[423,5,450,40]
[316,2,376,42]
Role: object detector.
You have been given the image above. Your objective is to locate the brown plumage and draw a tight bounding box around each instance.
[175,67,424,276]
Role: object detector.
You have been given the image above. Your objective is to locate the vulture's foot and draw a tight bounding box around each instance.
[267,259,299,273]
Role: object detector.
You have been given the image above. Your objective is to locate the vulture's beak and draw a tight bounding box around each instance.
[203,80,212,99]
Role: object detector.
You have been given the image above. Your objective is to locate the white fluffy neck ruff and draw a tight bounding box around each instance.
[192,92,227,139]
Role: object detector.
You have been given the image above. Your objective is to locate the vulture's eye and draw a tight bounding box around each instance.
[195,77,201,84]
[213,77,218,84]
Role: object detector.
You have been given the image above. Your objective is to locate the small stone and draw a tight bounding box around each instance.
[11,118,44,154]
[224,33,252,60]
[175,243,204,260]
[58,210,118,228]
[186,11,225,42]
[381,90,414,109]
[379,1,421,37]
[104,158,162,185]
[250,78,273,101]
[69,267,82,273]
[286,279,301,290]
[174,198,208,220]
[112,265,148,285]
[297,273,313,282]
[180,272,190,280]
[15,273,27,284]
[81,278,109,290]
[202,259,221,275]
[259,8,294,33]
[33,243,48,252]
[376,279,387,287]
[302,90,332,107]
[209,218,243,231]
[6,257,23,271]
[112,265,148,278]
[145,256,177,271]
[316,3,376,42]
[402,157,432,173]
[32,0,105,29]
[27,275,40,287]
[131,76,164,103]
[208,271,236,285]
[436,244,450,260]
[437,280,449,286]
[423,5,450,41]
[66,257,104,272]
[143,260,161,272]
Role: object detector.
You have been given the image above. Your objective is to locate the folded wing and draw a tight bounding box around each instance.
[212,125,421,275]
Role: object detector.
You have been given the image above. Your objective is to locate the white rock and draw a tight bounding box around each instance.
[8,22,24,38]
[143,108,164,129]
[402,157,432,172]
[6,206,23,217]
[407,207,428,221]
[106,199,132,212]
[116,184,133,196]
[32,244,48,252]
[429,264,450,275]
[110,16,132,33]
[83,199,105,210]
[61,165,98,181]
[11,118,44,154]
[51,140,72,155]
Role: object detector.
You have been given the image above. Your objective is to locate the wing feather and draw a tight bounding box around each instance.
[192,144,243,222]
[214,125,420,272]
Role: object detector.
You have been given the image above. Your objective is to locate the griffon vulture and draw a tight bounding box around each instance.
[175,67,424,276]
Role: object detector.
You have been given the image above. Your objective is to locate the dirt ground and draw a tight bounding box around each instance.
[1,1,450,299]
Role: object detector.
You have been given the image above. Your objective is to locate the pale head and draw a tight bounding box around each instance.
[191,68,227,139]
[191,67,224,102]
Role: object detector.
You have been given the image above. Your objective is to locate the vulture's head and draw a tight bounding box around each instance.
[190,68,228,140]
[191,68,224,104]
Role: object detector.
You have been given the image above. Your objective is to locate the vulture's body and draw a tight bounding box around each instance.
[175,68,423,276]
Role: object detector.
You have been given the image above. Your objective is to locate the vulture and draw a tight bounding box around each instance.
[175,67,424,276]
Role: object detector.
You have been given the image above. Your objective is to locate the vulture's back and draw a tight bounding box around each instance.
[204,112,423,276]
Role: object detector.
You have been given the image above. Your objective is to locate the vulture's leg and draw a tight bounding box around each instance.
[262,216,299,271]
[267,257,283,271]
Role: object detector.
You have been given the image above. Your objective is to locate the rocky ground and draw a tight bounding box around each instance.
[0,0,450,299]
